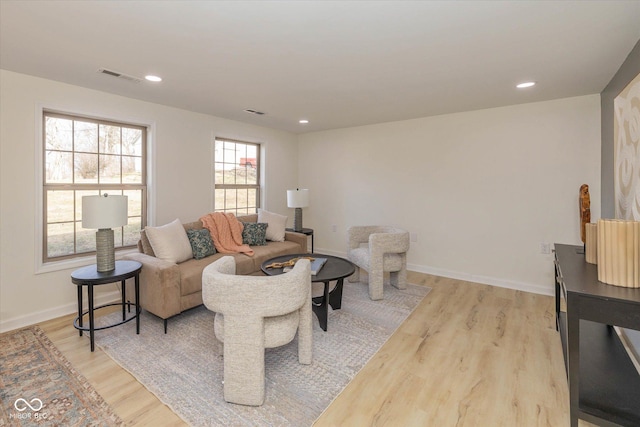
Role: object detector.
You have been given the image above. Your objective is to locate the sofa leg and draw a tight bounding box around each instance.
[164,319,168,334]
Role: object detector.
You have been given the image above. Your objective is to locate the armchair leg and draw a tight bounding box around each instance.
[368,270,384,301]
[390,268,407,290]
[298,298,313,365]
[222,317,265,406]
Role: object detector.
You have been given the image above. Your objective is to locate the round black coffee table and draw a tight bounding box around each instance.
[261,253,355,331]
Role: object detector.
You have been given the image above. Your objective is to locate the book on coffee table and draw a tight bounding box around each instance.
[309,257,328,276]
[284,257,328,276]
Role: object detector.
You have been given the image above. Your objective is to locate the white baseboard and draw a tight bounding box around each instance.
[406,263,553,296]
[1,250,553,334]
[0,290,122,334]
[316,247,554,297]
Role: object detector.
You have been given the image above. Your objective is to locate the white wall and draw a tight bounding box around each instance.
[0,70,299,332]
[0,69,602,331]
[298,95,601,295]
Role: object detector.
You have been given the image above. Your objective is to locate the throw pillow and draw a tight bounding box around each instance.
[144,219,193,264]
[139,230,156,257]
[257,209,287,242]
[241,222,268,246]
[186,229,216,259]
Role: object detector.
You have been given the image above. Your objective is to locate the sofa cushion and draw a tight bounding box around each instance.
[198,242,304,277]
[179,252,259,297]
[250,240,304,272]
[257,209,287,242]
[237,214,258,223]
[232,253,259,276]
[183,220,204,231]
[179,256,221,296]
[242,222,268,246]
[186,229,216,259]
[139,230,156,257]
[145,219,193,264]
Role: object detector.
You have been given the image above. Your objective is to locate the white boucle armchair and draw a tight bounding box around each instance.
[347,226,410,300]
[202,256,312,406]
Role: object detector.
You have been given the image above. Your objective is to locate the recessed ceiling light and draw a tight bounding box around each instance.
[299,119,309,124]
[516,81,536,89]
[145,75,162,82]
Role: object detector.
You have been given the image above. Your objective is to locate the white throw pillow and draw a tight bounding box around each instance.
[145,219,193,264]
[257,209,287,242]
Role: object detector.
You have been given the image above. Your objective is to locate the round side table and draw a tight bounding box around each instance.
[71,260,142,351]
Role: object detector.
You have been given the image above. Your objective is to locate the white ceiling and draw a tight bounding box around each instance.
[1,1,639,134]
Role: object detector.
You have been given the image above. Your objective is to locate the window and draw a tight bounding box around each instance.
[214,138,260,216]
[43,111,147,262]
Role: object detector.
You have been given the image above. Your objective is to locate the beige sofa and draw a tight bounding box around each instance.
[124,214,307,332]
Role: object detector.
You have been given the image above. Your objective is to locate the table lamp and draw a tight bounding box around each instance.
[287,188,309,232]
[82,194,128,272]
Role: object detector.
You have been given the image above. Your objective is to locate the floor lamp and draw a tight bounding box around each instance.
[82,194,128,272]
[287,189,309,232]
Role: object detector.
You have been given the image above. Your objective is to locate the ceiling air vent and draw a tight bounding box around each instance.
[97,68,143,84]
[244,109,265,115]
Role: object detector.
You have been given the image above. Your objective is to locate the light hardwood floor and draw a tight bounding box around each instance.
[37,272,595,426]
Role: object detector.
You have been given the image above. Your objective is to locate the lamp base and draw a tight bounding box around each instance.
[96,229,115,272]
[293,208,303,232]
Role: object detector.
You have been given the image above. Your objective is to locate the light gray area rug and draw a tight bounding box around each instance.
[93,281,430,427]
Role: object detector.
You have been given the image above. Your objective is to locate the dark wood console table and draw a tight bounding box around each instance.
[554,244,640,427]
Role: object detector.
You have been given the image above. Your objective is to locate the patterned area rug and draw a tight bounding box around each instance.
[94,281,430,426]
[0,326,123,427]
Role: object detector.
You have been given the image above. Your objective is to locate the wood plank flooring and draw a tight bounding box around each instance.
[34,272,595,426]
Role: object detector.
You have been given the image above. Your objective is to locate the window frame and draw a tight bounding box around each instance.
[41,110,148,265]
[214,137,261,216]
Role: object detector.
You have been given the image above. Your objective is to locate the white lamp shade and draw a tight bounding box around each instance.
[82,195,128,229]
[287,189,309,208]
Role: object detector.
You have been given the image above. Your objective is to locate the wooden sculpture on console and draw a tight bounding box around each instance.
[579,184,591,243]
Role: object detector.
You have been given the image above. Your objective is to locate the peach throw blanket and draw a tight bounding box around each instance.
[199,212,254,256]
